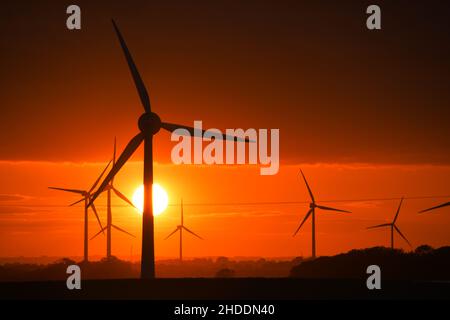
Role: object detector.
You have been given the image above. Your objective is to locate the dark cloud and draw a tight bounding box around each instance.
[0,0,449,164]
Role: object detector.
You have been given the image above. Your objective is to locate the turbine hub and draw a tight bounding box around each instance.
[309,203,316,209]
[138,112,161,135]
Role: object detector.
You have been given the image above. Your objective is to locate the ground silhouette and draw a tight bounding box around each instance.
[0,256,299,282]
[2,246,450,282]
[290,245,450,281]
[1,247,450,299]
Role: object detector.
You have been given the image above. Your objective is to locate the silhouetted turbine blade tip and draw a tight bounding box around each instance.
[298,169,315,203]
[90,227,107,241]
[165,228,179,240]
[293,209,312,237]
[367,223,391,229]
[393,197,404,223]
[88,133,144,208]
[419,202,450,213]
[112,19,151,113]
[49,187,85,195]
[112,224,135,238]
[69,198,85,207]
[394,225,411,247]
[89,160,112,194]
[317,205,351,213]
[113,188,136,209]
[90,203,104,231]
[183,226,203,240]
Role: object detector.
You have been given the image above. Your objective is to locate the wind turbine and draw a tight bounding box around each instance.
[419,201,450,213]
[293,170,351,259]
[49,160,111,262]
[88,20,250,279]
[367,197,411,249]
[90,138,136,259]
[165,199,203,261]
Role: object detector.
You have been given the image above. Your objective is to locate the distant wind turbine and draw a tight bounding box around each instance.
[367,197,411,249]
[49,160,111,262]
[90,138,135,259]
[165,199,203,261]
[419,201,450,214]
[293,170,351,259]
[88,20,250,279]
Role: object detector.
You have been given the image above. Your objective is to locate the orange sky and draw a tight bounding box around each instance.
[0,161,448,259]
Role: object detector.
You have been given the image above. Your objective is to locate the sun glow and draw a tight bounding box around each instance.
[132,183,169,216]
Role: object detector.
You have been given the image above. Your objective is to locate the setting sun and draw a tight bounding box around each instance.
[132,183,169,216]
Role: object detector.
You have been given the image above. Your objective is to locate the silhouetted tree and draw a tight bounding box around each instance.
[215,268,235,278]
[216,257,229,265]
[290,246,450,281]
[415,244,434,255]
[56,258,76,265]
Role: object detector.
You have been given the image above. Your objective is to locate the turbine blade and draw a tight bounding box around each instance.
[165,227,179,240]
[90,203,104,231]
[112,20,151,113]
[393,197,404,223]
[160,122,253,143]
[394,225,411,247]
[90,226,107,240]
[89,160,112,194]
[316,205,351,213]
[48,187,84,195]
[112,224,135,238]
[183,226,203,240]
[293,209,313,237]
[366,223,391,229]
[113,137,117,165]
[112,137,117,185]
[419,201,450,213]
[299,170,314,203]
[88,132,144,207]
[113,187,136,208]
[69,198,85,207]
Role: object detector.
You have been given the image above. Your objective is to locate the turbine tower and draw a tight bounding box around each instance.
[165,199,203,261]
[293,170,351,259]
[367,197,411,249]
[49,161,111,262]
[419,201,450,214]
[91,138,136,259]
[89,20,250,279]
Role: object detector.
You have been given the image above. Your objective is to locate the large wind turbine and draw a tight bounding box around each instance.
[165,199,203,261]
[293,170,351,259]
[89,20,250,279]
[49,161,111,262]
[367,197,411,249]
[419,201,450,214]
[90,138,136,259]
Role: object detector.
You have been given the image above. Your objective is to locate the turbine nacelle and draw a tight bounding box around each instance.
[138,112,161,135]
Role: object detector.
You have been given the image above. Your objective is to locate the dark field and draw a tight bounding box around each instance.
[0,278,449,300]
[1,246,450,300]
